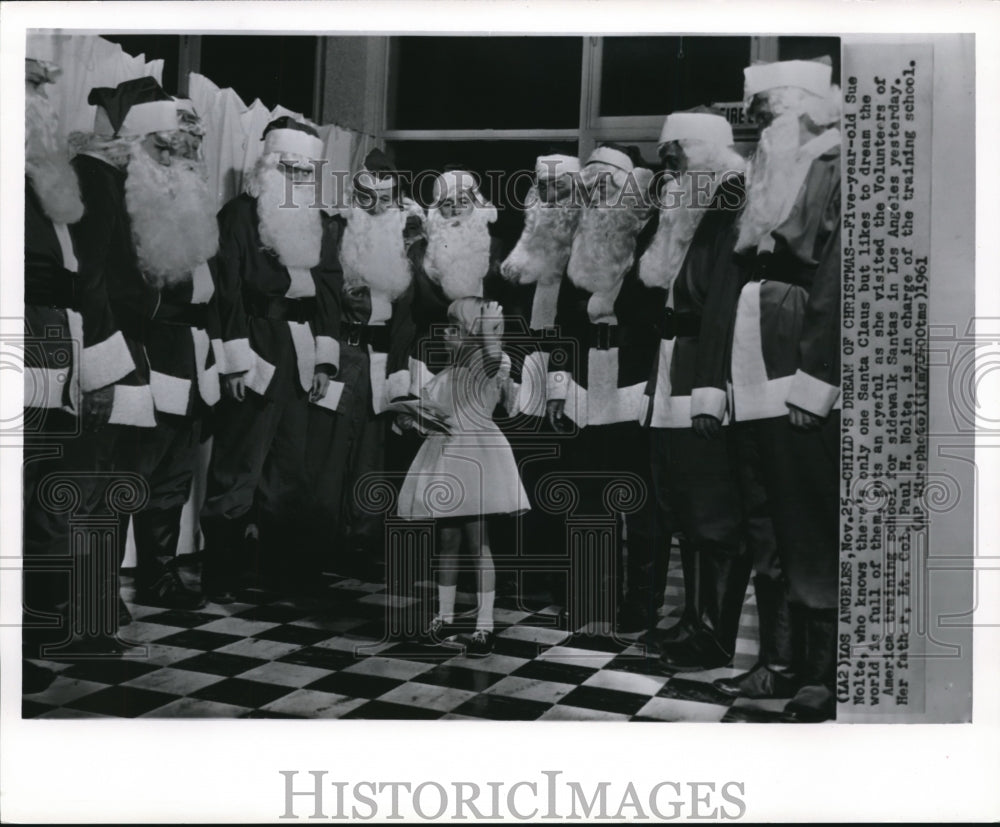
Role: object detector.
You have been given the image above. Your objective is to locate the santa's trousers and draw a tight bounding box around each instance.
[568,421,661,623]
[649,426,754,652]
[23,416,122,657]
[304,342,386,571]
[116,414,201,590]
[736,412,840,610]
[200,348,310,591]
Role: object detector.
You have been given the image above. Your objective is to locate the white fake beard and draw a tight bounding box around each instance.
[125,146,219,287]
[256,166,323,269]
[423,207,492,300]
[25,90,84,225]
[638,174,712,290]
[735,112,803,252]
[567,202,645,320]
[339,206,412,300]
[500,187,580,286]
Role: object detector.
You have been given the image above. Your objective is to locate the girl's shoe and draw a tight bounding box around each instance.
[429,615,461,641]
[466,629,494,657]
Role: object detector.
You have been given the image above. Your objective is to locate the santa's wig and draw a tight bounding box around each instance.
[125,141,219,287]
[500,186,580,285]
[640,142,746,289]
[247,151,323,269]
[26,83,84,224]
[423,201,497,301]
[339,205,413,300]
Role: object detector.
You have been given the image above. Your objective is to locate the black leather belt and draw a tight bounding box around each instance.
[343,321,390,352]
[154,301,209,330]
[244,294,316,323]
[659,308,701,340]
[588,322,620,351]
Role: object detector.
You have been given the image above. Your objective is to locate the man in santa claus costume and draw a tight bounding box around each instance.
[638,107,768,672]
[305,148,423,578]
[547,144,664,634]
[498,153,581,607]
[500,153,581,418]
[200,117,342,602]
[709,58,842,722]
[407,168,499,395]
[70,80,221,612]
[22,43,138,673]
[112,95,222,611]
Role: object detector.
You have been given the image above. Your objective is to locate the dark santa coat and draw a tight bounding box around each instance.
[547,218,665,427]
[25,176,133,414]
[329,201,423,412]
[71,154,221,423]
[639,173,747,428]
[213,193,342,404]
[729,130,841,422]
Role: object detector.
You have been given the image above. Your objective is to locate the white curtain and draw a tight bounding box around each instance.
[28,32,163,142]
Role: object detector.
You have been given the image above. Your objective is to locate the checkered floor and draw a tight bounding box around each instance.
[22,554,791,722]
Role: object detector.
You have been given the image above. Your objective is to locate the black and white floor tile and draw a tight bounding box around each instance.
[23,554,789,722]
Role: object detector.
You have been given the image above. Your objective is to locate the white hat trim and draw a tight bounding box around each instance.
[659,112,734,147]
[433,169,478,204]
[535,154,580,179]
[744,60,832,100]
[94,99,179,138]
[357,171,395,191]
[264,127,324,160]
[586,146,633,173]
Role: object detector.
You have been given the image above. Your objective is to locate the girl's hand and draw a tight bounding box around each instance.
[476,301,504,338]
[396,413,417,431]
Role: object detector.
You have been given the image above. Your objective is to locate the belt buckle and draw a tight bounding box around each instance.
[662,306,676,340]
[346,325,362,348]
[595,323,611,350]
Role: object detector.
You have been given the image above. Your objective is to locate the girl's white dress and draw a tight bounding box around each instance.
[397,351,531,520]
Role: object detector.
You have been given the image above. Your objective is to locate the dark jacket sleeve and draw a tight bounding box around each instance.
[314,214,344,374]
[213,197,253,376]
[68,158,136,392]
[781,156,842,417]
[387,280,416,400]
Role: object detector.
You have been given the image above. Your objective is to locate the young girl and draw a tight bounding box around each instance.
[396,298,530,655]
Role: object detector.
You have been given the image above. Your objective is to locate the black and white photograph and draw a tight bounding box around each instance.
[1,1,997,823]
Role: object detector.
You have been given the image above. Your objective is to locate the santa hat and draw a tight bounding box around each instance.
[535,154,580,180]
[356,147,397,192]
[432,168,481,204]
[658,106,734,147]
[262,116,323,160]
[89,77,177,138]
[743,57,833,102]
[585,145,634,173]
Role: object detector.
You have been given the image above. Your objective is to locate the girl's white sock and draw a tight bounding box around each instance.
[438,585,457,623]
[476,590,495,632]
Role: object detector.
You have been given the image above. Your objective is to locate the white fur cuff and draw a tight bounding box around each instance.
[547,370,569,401]
[691,387,728,421]
[109,383,156,427]
[81,331,135,392]
[222,338,253,376]
[787,369,841,418]
[316,336,340,371]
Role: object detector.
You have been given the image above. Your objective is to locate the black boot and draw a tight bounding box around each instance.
[654,543,700,645]
[714,575,797,698]
[658,545,749,672]
[200,516,242,604]
[784,608,837,722]
[133,506,206,610]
